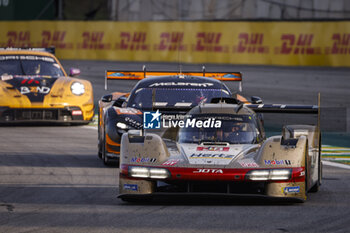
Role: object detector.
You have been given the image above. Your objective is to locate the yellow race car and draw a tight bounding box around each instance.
[0,48,94,124]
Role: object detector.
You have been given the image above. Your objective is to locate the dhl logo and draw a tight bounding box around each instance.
[276,33,321,55]
[20,86,50,94]
[155,32,186,51]
[40,30,73,49]
[193,32,228,52]
[326,33,350,54]
[115,32,149,51]
[5,31,32,47]
[233,33,269,54]
[78,31,110,50]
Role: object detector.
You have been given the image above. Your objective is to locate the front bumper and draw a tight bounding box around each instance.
[119,165,307,201]
[0,106,90,124]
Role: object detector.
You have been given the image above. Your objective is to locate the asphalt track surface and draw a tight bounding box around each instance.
[1,61,350,232]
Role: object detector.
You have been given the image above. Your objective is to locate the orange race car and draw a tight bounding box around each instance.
[0,48,94,124]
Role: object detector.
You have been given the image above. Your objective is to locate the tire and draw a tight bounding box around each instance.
[98,146,102,158]
[310,137,322,193]
[101,124,111,166]
[97,110,102,158]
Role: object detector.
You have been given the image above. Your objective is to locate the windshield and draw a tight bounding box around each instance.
[127,88,231,110]
[178,114,259,144]
[0,55,65,77]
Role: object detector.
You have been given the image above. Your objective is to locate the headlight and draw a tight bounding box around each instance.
[149,168,169,179]
[246,170,269,181]
[71,82,85,95]
[246,169,291,181]
[116,122,129,130]
[129,167,149,178]
[270,169,291,180]
[129,166,170,179]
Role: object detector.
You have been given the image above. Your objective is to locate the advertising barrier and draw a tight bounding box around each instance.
[0,21,349,66]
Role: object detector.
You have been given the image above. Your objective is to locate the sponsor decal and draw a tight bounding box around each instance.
[20,86,51,94]
[109,72,125,77]
[149,82,214,88]
[193,32,228,52]
[123,184,138,191]
[115,32,149,51]
[162,159,180,166]
[125,117,142,128]
[193,168,223,174]
[21,79,40,85]
[154,32,187,51]
[275,33,321,55]
[131,157,157,163]
[143,110,161,129]
[0,74,13,81]
[283,186,300,194]
[264,159,291,166]
[78,31,110,50]
[0,55,55,62]
[197,146,229,152]
[239,161,259,168]
[72,110,82,116]
[233,33,269,54]
[189,153,233,159]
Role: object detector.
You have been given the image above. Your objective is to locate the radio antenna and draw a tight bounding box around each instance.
[143,65,146,78]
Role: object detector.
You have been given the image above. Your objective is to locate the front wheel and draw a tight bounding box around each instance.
[101,126,111,166]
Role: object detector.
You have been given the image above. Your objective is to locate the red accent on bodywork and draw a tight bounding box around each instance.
[121,165,306,182]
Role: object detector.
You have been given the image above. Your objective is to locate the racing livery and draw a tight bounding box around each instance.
[0,48,94,124]
[118,98,322,202]
[98,69,252,165]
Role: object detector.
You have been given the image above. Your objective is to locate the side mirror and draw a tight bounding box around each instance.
[69,68,81,77]
[114,96,127,107]
[251,96,263,104]
[101,94,113,102]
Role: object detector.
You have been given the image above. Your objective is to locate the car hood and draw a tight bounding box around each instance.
[2,75,61,103]
[179,143,260,166]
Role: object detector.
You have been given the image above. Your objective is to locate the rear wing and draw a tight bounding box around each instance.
[0,47,55,55]
[105,67,242,91]
[245,104,318,114]
[246,93,321,132]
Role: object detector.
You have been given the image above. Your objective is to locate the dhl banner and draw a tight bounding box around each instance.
[0,21,350,67]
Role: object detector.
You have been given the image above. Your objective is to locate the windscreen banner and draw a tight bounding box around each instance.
[0,21,349,66]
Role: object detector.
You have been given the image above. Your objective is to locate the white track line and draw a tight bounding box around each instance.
[322,161,350,170]
[82,125,97,130]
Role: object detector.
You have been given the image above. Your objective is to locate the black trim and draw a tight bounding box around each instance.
[118,193,304,203]
[0,106,86,123]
